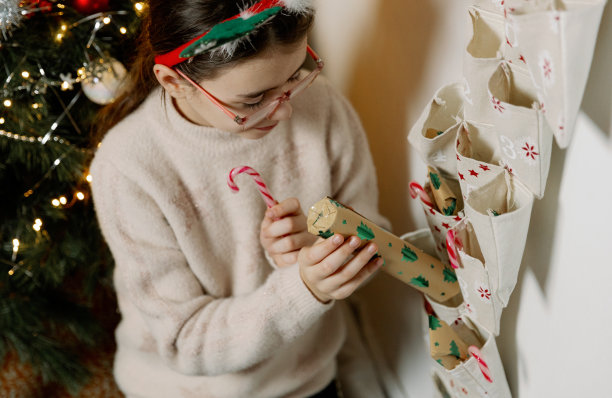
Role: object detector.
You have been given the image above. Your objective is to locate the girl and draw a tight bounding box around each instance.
[91,1,391,397]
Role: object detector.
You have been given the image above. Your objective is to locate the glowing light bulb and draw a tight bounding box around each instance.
[3,99,12,107]
[12,239,19,248]
[59,196,67,205]
[0,117,5,124]
[120,27,127,34]
[8,269,14,276]
[103,16,111,24]
[86,174,93,183]
[61,24,67,31]
[31,103,40,109]
[52,198,60,207]
[56,33,63,41]
[21,71,30,79]
[33,223,41,232]
[76,192,85,200]
[61,81,70,90]
[135,2,144,11]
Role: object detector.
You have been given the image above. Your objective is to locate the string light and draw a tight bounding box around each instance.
[52,198,60,207]
[76,192,85,200]
[61,24,67,31]
[4,99,12,107]
[103,16,111,24]
[56,32,64,41]
[8,269,15,276]
[134,2,144,12]
[33,218,43,231]
[59,196,67,205]
[12,239,20,255]
[85,173,93,183]
[21,71,30,79]
[0,118,5,124]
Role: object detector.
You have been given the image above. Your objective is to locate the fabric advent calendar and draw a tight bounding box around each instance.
[406,0,607,396]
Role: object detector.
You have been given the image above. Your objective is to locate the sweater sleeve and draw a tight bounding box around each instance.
[90,158,332,377]
[325,84,392,232]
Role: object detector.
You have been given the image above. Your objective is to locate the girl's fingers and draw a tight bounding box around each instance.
[333,257,383,300]
[261,214,306,239]
[266,197,301,219]
[319,242,378,290]
[299,234,346,266]
[267,231,315,255]
[312,236,362,278]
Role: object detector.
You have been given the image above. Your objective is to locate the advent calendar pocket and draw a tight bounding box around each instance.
[486,62,554,198]
[505,0,607,147]
[455,121,505,200]
[407,82,465,176]
[463,6,524,124]
[430,316,512,398]
[462,172,534,308]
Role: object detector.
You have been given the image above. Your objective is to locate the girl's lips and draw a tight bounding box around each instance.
[255,122,278,131]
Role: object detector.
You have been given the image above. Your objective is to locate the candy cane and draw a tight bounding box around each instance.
[409,181,434,207]
[227,166,277,208]
[468,345,493,383]
[446,229,463,269]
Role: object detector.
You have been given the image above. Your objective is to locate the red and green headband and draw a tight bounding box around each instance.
[155,0,313,67]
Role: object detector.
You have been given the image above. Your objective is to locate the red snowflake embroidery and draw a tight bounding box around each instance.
[478,286,491,300]
[458,172,465,180]
[469,169,479,177]
[442,222,450,229]
[454,215,462,222]
[542,58,553,79]
[479,164,490,171]
[491,96,505,113]
[522,143,539,160]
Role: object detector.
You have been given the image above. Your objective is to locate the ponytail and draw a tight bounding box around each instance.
[91,17,158,145]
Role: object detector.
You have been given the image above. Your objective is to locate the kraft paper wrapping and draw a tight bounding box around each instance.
[307,197,460,302]
[429,314,470,370]
[427,166,459,216]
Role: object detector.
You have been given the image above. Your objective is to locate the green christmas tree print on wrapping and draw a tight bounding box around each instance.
[356,222,375,240]
[401,245,418,262]
[410,274,429,288]
[429,315,442,330]
[449,340,461,358]
[443,266,458,283]
[429,172,442,190]
[443,199,456,216]
[318,229,334,239]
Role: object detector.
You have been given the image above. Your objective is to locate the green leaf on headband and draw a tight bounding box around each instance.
[181,7,282,58]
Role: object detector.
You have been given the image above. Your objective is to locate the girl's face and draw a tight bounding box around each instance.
[174,36,309,139]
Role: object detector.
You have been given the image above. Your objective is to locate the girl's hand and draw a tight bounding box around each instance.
[298,234,384,303]
[260,198,317,268]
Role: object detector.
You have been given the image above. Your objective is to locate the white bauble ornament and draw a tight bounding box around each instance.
[81,58,127,105]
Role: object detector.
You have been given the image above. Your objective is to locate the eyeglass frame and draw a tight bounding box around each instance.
[174,45,324,130]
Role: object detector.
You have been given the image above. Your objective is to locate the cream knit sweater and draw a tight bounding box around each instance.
[91,76,390,398]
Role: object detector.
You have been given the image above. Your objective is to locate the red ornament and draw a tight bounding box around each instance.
[71,0,110,15]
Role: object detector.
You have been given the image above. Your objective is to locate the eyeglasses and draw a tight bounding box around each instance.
[175,45,324,130]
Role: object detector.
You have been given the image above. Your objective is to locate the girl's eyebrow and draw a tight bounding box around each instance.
[237,55,307,99]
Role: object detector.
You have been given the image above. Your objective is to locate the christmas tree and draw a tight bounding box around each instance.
[0,1,142,396]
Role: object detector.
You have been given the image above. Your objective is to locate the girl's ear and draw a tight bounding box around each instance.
[153,64,191,99]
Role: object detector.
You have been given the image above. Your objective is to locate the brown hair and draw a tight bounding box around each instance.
[92,0,314,143]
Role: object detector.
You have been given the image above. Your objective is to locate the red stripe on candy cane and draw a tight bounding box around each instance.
[409,181,434,207]
[446,229,463,269]
[227,166,278,208]
[468,345,493,383]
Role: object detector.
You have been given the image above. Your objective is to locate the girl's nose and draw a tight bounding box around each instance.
[267,99,293,121]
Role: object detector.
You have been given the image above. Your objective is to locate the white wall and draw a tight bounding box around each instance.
[312,1,612,396]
